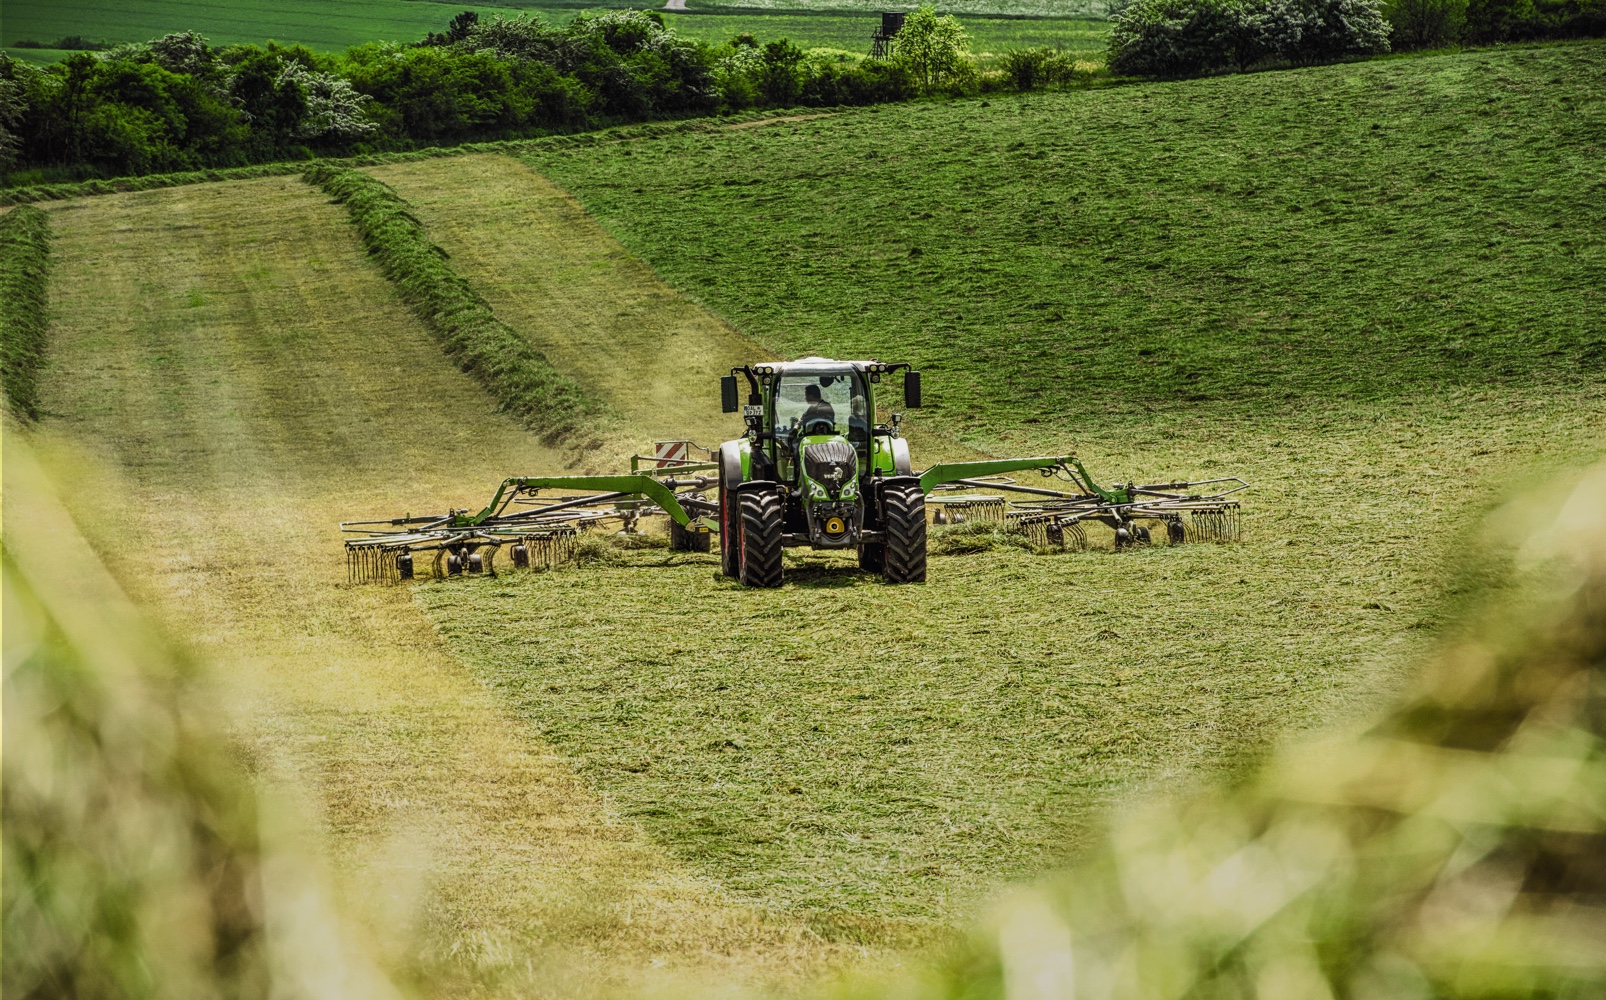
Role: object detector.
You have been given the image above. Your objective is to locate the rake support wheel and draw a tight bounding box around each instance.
[858,541,885,573]
[738,487,784,588]
[670,518,712,553]
[881,483,927,584]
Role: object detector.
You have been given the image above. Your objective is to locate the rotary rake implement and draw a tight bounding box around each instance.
[924,456,1247,552]
[341,357,1251,587]
[342,443,719,584]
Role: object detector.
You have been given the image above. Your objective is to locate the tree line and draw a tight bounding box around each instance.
[1,0,1599,184]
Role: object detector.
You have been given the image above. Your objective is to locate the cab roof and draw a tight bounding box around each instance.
[747,358,900,376]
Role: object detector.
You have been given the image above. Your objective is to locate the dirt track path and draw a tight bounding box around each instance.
[33,177,837,995]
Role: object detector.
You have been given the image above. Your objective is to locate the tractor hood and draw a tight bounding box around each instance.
[800,436,858,500]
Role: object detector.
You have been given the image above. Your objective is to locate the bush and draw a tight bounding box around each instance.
[758,40,804,105]
[800,57,916,106]
[1108,0,1389,78]
[1001,47,1102,89]
[1002,47,1056,89]
[1107,0,1242,77]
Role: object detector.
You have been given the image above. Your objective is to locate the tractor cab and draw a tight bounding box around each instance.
[770,366,869,483]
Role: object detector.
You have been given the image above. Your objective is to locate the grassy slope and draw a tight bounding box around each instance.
[29,177,844,995]
[365,154,774,450]
[386,44,1606,938]
[524,43,1606,432]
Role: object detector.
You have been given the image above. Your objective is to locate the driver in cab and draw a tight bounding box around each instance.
[801,384,837,432]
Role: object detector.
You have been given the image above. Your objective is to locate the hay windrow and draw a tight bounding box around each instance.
[305,163,604,442]
[0,204,51,420]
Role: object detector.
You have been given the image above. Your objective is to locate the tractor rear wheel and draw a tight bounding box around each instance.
[738,489,784,588]
[881,484,927,584]
[719,485,739,577]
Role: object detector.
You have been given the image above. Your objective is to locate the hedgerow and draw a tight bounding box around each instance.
[0,204,51,419]
[0,107,856,206]
[1107,0,1392,78]
[304,164,602,441]
[0,10,958,188]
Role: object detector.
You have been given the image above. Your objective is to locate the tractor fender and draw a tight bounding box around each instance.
[890,437,913,476]
[720,440,746,490]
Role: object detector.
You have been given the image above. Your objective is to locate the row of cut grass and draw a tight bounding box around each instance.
[305,164,603,442]
[0,205,51,419]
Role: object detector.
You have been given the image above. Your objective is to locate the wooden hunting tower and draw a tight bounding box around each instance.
[870,11,904,59]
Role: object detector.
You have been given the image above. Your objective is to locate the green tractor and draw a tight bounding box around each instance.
[715,357,1051,586]
[341,357,1245,587]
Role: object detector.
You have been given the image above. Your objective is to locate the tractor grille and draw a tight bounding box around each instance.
[803,440,857,487]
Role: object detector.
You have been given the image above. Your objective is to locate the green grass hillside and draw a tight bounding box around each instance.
[526,42,1606,439]
[1,0,533,53]
[18,37,1606,986]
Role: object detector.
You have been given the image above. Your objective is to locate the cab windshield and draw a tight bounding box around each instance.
[774,370,869,449]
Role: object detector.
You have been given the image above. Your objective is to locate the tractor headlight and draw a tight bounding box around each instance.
[810,480,830,499]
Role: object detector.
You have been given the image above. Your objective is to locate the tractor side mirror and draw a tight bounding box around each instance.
[904,370,922,408]
[721,375,739,413]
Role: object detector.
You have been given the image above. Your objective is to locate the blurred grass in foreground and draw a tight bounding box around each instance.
[836,461,1606,999]
[4,426,1604,996]
[1,430,400,1000]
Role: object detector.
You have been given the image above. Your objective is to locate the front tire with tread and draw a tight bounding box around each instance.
[738,489,784,588]
[881,484,927,584]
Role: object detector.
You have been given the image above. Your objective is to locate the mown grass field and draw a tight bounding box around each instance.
[29,177,860,995]
[525,42,1606,435]
[15,35,1606,994]
[401,41,1606,937]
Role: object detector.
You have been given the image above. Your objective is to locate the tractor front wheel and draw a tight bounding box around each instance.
[738,488,784,588]
[881,484,927,584]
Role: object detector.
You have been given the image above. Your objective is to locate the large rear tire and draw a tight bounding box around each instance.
[738,489,784,588]
[719,485,739,577]
[881,484,927,584]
